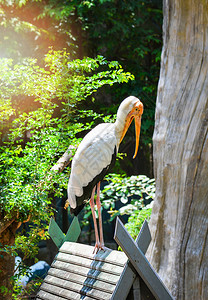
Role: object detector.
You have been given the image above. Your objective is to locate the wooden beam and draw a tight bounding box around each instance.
[48,218,65,248]
[111,220,151,300]
[135,219,151,253]
[114,218,174,300]
[132,277,141,300]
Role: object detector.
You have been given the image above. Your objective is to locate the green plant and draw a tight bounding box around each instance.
[101,173,155,240]
[1,0,162,145]
[12,277,43,300]
[81,173,155,242]
[101,174,155,217]
[0,49,134,297]
[125,203,153,240]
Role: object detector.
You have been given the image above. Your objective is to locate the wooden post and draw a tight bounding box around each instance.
[111,220,151,300]
[114,217,174,300]
[132,277,141,300]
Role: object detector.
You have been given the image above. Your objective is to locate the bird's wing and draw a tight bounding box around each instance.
[68,123,117,208]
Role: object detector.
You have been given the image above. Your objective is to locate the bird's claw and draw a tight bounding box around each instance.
[93,242,105,254]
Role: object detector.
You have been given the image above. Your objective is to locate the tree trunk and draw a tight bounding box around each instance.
[147,1,208,299]
[0,222,19,300]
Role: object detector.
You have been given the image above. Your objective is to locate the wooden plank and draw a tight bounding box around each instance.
[60,242,127,267]
[111,220,151,300]
[114,218,174,300]
[36,289,68,300]
[48,218,65,249]
[55,252,124,276]
[132,277,141,300]
[39,282,97,300]
[111,262,136,300]
[44,275,112,300]
[49,217,81,249]
[135,219,151,253]
[51,260,120,285]
[48,268,116,293]
[64,216,81,243]
[39,282,78,300]
[37,290,95,300]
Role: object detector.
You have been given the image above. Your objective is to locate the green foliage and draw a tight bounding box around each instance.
[81,173,155,241]
[0,0,162,294]
[12,278,42,300]
[125,204,152,240]
[0,49,134,295]
[0,0,162,145]
[38,0,162,143]
[101,173,155,218]
[1,49,133,217]
[101,173,155,240]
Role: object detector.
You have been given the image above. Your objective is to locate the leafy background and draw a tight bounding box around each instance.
[0,0,162,298]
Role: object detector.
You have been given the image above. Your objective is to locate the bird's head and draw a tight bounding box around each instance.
[116,96,143,159]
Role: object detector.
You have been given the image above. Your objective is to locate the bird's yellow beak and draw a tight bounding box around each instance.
[120,100,143,159]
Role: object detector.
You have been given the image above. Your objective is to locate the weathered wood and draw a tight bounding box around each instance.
[64,217,81,243]
[60,242,127,267]
[39,282,98,300]
[37,242,127,300]
[147,1,208,299]
[51,260,120,285]
[135,219,151,253]
[132,277,141,300]
[111,219,151,300]
[55,252,124,276]
[38,222,172,300]
[36,290,69,300]
[111,263,136,300]
[114,218,174,300]
[37,290,95,300]
[44,276,112,300]
[48,218,65,249]
[50,145,76,173]
[47,268,116,293]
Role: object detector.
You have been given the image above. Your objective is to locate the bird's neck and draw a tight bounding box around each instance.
[114,114,127,142]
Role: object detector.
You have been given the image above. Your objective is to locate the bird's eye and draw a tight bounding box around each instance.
[135,108,138,111]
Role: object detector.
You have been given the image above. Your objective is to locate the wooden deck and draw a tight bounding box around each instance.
[36,218,174,300]
[36,242,128,300]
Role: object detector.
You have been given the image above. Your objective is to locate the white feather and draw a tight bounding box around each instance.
[67,95,141,209]
[68,123,119,208]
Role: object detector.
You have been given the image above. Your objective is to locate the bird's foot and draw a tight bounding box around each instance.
[93,242,106,254]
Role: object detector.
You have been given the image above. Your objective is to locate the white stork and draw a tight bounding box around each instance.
[67,96,143,253]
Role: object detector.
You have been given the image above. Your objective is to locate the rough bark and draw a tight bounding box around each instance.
[147,1,208,299]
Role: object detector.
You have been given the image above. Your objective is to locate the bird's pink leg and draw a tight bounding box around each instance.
[90,186,100,253]
[96,182,105,250]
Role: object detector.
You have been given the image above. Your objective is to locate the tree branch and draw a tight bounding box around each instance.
[0,215,16,235]
[51,145,76,173]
